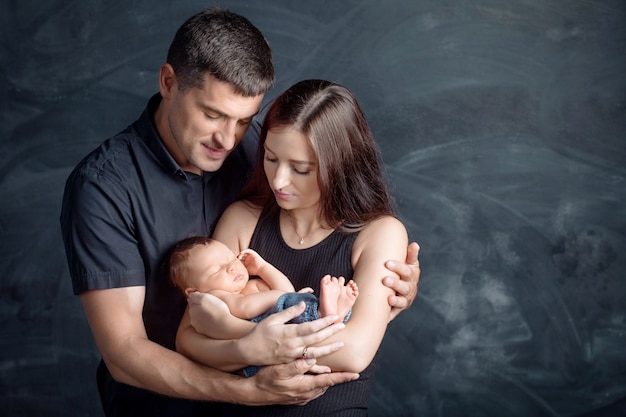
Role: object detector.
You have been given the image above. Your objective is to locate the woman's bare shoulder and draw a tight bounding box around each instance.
[213,200,263,249]
[221,200,262,221]
[360,215,407,238]
[352,215,408,260]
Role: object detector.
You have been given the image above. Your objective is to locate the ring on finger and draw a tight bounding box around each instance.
[302,346,308,359]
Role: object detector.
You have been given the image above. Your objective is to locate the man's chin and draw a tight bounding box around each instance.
[200,159,227,173]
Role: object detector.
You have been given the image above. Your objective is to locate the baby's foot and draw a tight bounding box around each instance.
[336,279,358,323]
[318,275,341,319]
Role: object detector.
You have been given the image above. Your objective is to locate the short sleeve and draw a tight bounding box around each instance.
[60,166,145,294]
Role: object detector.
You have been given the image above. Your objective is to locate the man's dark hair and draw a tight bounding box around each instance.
[167,8,274,96]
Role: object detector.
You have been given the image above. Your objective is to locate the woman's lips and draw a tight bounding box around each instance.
[273,190,292,201]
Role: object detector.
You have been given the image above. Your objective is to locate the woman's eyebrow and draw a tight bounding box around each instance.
[264,144,315,165]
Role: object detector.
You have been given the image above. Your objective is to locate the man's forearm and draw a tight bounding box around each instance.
[104,333,257,402]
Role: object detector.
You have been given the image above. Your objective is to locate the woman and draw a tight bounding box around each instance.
[200,79,409,416]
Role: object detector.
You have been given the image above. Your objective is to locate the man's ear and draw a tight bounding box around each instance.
[159,63,177,99]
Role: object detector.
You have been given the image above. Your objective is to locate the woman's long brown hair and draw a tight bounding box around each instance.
[239,79,396,232]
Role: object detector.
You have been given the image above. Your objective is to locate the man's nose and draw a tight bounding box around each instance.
[215,121,237,150]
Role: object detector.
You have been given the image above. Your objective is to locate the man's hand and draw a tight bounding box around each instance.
[249,359,359,405]
[383,242,420,322]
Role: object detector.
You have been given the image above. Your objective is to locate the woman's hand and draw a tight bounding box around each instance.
[383,242,420,322]
[187,291,232,336]
[237,301,347,366]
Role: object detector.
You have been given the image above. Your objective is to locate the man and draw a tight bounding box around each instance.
[61,8,420,416]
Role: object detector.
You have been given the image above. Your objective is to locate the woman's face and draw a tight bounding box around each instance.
[263,127,321,211]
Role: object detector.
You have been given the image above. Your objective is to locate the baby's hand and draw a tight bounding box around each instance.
[238,249,266,276]
[297,287,314,294]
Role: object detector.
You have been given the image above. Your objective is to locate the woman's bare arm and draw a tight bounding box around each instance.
[310,216,408,373]
[183,293,257,340]
[212,201,261,254]
[176,300,348,371]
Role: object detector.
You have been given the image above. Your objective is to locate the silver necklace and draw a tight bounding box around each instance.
[296,233,310,245]
[285,211,314,245]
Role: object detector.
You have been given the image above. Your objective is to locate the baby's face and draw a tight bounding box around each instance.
[185,241,249,293]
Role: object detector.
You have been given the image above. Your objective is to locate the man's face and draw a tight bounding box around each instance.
[161,73,264,174]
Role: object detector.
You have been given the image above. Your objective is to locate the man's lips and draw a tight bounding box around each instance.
[203,144,227,159]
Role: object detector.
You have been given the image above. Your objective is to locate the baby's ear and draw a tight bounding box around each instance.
[184,288,197,297]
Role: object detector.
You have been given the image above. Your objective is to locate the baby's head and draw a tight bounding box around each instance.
[167,237,250,296]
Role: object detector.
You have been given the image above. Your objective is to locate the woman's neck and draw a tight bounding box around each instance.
[280,209,333,247]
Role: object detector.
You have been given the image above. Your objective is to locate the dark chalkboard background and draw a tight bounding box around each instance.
[1,1,624,416]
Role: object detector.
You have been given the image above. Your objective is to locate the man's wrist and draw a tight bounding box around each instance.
[221,370,271,406]
[206,369,259,405]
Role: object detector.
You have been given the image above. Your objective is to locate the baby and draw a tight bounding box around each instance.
[167,236,358,376]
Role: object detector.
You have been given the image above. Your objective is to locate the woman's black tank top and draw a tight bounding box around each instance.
[219,207,378,417]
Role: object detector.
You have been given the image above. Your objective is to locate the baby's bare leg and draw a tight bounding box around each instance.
[319,276,359,324]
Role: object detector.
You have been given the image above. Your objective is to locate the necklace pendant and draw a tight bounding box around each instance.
[299,238,305,245]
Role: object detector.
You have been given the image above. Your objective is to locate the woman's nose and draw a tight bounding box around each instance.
[271,166,290,190]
